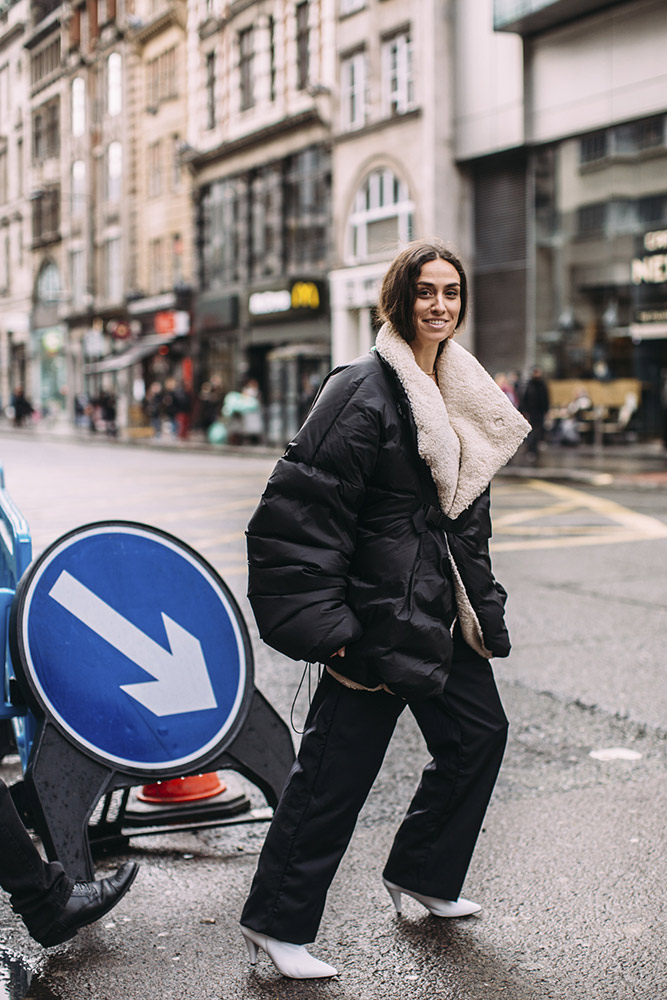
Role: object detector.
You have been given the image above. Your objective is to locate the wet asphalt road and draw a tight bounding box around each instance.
[0,433,665,1000]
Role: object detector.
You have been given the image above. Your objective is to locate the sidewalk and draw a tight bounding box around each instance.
[501,438,667,488]
[1,418,666,487]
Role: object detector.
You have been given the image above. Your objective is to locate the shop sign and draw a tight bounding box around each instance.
[197,294,239,332]
[631,230,667,326]
[248,281,325,322]
[632,230,667,286]
[155,310,190,336]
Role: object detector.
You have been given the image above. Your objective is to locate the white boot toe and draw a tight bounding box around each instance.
[241,926,338,979]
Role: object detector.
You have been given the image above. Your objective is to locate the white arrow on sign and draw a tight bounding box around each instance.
[48,570,218,717]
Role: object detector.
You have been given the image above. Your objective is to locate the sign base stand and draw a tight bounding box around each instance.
[21,687,294,879]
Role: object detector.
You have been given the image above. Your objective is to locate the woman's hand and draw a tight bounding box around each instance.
[330,646,346,658]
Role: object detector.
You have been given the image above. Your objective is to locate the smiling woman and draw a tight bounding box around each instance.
[239,238,530,979]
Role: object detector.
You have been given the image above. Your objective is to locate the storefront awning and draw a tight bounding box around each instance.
[84,333,187,374]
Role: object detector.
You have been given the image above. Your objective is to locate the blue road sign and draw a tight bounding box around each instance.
[11,522,252,772]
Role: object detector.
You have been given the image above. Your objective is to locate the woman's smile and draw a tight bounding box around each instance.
[411,259,462,367]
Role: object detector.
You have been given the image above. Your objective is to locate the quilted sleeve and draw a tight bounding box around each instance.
[246,369,382,664]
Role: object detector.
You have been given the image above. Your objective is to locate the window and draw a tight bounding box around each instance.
[580,130,608,164]
[268,16,276,102]
[339,0,365,13]
[205,52,216,129]
[199,177,248,288]
[36,262,61,303]
[17,139,23,197]
[0,226,9,294]
[171,233,183,285]
[71,159,86,215]
[171,134,182,192]
[32,99,60,162]
[296,2,309,91]
[32,186,61,243]
[0,65,9,123]
[105,236,122,301]
[341,50,366,130]
[148,140,162,197]
[347,168,414,262]
[639,194,667,227]
[0,146,7,205]
[148,237,164,293]
[71,77,86,137]
[30,37,61,88]
[147,47,177,108]
[69,248,85,310]
[107,52,122,116]
[250,165,282,278]
[636,115,665,151]
[239,28,254,111]
[381,31,414,116]
[107,141,122,202]
[284,146,330,269]
[576,202,606,238]
[103,239,120,301]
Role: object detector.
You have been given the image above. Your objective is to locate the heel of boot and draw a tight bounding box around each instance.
[384,880,403,915]
[241,930,259,964]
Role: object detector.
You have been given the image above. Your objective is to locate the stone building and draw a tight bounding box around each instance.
[329,0,472,367]
[185,0,336,443]
[0,0,32,412]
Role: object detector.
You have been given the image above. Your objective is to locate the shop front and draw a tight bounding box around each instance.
[528,119,667,438]
[245,278,330,445]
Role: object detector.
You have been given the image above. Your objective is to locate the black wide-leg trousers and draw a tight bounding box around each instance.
[241,635,508,944]
[0,778,73,943]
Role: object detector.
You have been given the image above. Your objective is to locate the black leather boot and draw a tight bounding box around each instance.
[38,862,139,947]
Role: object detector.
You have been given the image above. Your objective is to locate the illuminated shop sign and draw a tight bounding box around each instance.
[631,230,667,329]
[632,230,667,285]
[248,281,324,321]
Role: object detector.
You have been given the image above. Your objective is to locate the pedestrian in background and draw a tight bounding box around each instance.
[10,387,33,428]
[520,366,550,461]
[0,778,137,946]
[239,238,529,978]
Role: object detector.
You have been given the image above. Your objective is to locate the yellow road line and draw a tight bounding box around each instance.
[526,479,667,537]
[491,530,662,552]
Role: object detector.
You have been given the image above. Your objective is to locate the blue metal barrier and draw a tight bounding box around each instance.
[0,465,36,767]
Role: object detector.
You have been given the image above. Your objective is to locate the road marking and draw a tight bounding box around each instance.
[491,479,667,552]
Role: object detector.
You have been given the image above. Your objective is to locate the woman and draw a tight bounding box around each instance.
[240,239,530,979]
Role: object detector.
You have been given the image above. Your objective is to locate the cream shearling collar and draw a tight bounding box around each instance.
[375,323,530,518]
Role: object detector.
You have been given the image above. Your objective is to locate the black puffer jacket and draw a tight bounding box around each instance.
[247,336,527,700]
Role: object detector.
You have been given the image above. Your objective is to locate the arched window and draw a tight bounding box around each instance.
[346,168,414,263]
[36,261,61,304]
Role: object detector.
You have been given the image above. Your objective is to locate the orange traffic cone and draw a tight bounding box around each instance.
[138,772,226,804]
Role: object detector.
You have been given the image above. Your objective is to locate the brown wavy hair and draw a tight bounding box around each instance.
[377,238,468,343]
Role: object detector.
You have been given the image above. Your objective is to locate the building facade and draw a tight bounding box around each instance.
[0,0,31,412]
[456,0,667,435]
[185,0,336,443]
[330,0,473,368]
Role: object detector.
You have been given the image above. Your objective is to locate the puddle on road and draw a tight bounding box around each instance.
[0,951,59,1000]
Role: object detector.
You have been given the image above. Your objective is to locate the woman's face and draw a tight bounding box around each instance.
[411,259,462,351]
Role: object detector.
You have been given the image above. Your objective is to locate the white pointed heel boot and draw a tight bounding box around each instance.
[383,878,481,918]
[240,925,338,979]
